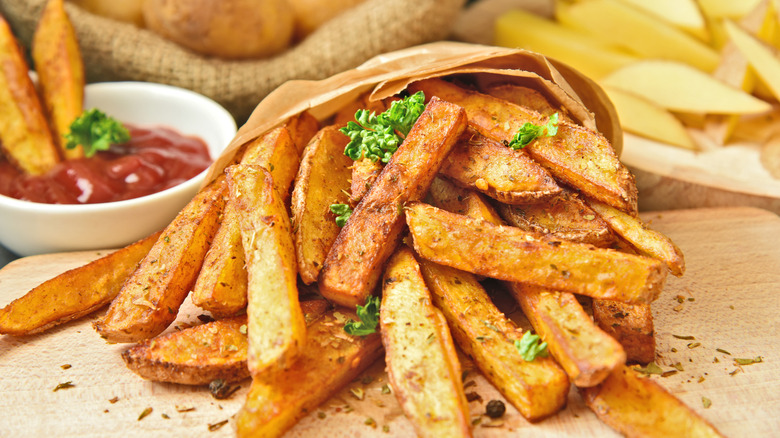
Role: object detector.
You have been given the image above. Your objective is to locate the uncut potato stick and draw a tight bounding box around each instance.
[121,299,331,385]
[408,78,638,213]
[235,308,383,438]
[191,127,300,317]
[318,96,467,308]
[417,258,570,421]
[381,247,472,438]
[0,231,161,336]
[227,164,306,375]
[592,300,656,365]
[0,15,60,175]
[405,202,667,304]
[94,177,227,343]
[581,366,725,438]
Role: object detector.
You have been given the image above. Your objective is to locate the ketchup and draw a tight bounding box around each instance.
[0,124,212,204]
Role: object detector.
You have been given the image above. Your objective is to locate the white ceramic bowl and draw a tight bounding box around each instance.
[0,82,236,257]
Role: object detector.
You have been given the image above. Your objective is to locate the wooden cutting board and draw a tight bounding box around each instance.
[0,207,778,437]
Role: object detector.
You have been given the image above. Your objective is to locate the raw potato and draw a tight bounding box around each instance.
[287,0,366,41]
[71,0,146,27]
[142,0,294,59]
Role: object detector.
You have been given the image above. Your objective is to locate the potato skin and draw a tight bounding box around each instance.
[143,0,294,59]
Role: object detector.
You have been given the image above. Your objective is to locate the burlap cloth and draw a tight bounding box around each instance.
[1,0,466,123]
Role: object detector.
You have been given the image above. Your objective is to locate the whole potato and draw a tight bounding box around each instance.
[288,0,366,40]
[71,0,146,27]
[142,0,294,59]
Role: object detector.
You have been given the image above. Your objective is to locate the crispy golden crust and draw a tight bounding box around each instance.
[593,300,656,365]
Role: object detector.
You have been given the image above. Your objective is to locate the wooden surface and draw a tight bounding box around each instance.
[0,207,779,437]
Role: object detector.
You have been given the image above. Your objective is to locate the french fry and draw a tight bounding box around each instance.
[0,14,60,175]
[227,164,306,375]
[507,283,626,387]
[592,300,656,365]
[417,258,570,421]
[93,177,227,343]
[381,247,472,438]
[408,78,638,213]
[496,189,615,246]
[405,202,667,304]
[440,127,562,204]
[121,299,331,385]
[588,199,685,276]
[235,307,383,438]
[290,126,352,284]
[32,0,85,159]
[0,231,160,336]
[318,96,467,308]
[581,365,725,437]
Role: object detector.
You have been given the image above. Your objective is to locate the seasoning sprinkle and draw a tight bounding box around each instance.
[734,356,763,365]
[381,384,392,394]
[138,407,153,421]
[208,420,229,431]
[702,397,712,409]
[60,364,72,370]
[53,381,75,392]
[716,348,731,355]
[672,334,695,340]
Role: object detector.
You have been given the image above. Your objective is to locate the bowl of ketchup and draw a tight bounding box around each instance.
[0,81,236,257]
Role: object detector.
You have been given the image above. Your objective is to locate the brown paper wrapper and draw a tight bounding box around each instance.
[206,41,622,183]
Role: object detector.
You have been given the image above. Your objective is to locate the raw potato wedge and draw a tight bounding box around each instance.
[318,96,467,308]
[121,299,331,385]
[0,15,60,175]
[441,127,562,204]
[405,202,667,304]
[418,258,570,421]
[507,283,626,387]
[93,177,227,343]
[581,366,725,437]
[588,199,685,276]
[497,189,615,246]
[32,0,85,159]
[228,164,306,375]
[381,247,472,438]
[0,231,160,336]
[593,300,655,365]
[408,78,638,213]
[236,307,384,438]
[291,126,352,284]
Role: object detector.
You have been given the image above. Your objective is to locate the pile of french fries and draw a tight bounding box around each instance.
[1,67,726,436]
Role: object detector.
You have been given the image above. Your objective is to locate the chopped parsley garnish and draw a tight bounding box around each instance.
[330,203,353,227]
[507,112,559,149]
[64,108,131,157]
[340,91,426,163]
[344,295,380,336]
[514,331,548,361]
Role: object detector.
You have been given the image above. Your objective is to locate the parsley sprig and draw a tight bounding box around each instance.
[329,203,353,227]
[64,108,131,157]
[340,91,426,163]
[344,295,380,336]
[514,331,549,361]
[507,112,560,150]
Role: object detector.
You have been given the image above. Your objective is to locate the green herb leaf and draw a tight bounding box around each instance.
[507,112,560,150]
[514,331,548,361]
[633,361,664,375]
[339,91,426,163]
[344,295,380,336]
[702,397,712,409]
[734,356,763,365]
[330,203,353,227]
[64,108,131,157]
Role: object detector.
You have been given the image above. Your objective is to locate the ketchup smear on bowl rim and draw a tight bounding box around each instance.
[0,124,212,204]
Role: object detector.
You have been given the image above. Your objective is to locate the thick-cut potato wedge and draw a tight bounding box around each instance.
[581,366,725,437]
[318,97,467,308]
[426,177,504,226]
[94,178,227,343]
[236,307,384,438]
[32,0,85,159]
[497,189,615,246]
[406,202,667,304]
[408,78,638,213]
[482,83,574,123]
[191,127,300,316]
[593,300,655,365]
[0,231,160,336]
[349,156,383,202]
[121,299,331,385]
[381,247,472,438]
[588,199,685,276]
[508,283,626,387]
[441,127,562,204]
[332,92,388,128]
[0,15,60,175]
[285,110,320,154]
[228,164,306,375]
[418,258,570,421]
[290,126,352,284]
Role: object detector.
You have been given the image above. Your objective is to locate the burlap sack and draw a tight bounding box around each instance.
[0,0,466,123]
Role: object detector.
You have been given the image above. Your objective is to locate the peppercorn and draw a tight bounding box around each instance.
[485,399,506,418]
